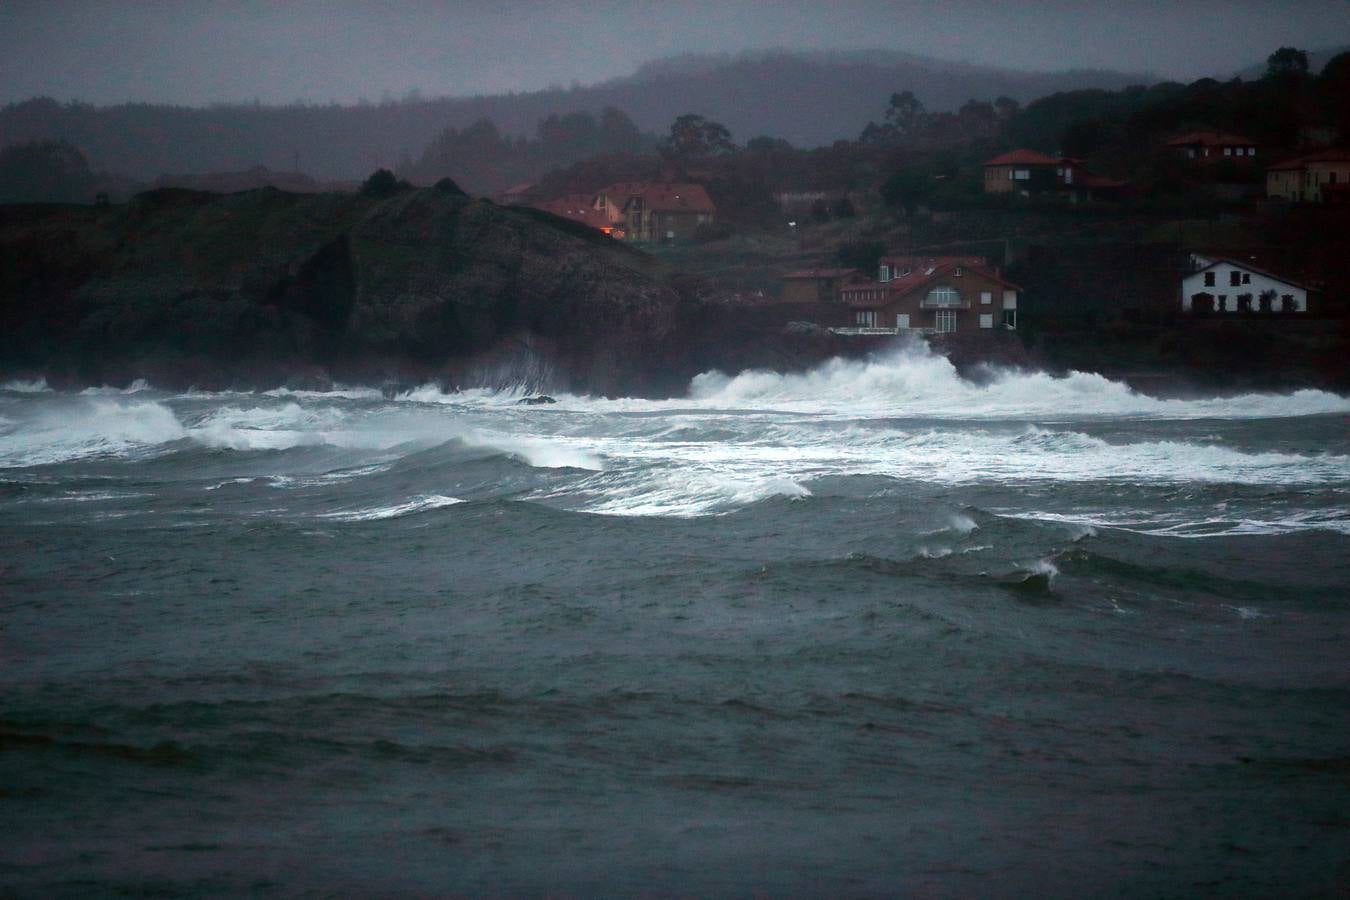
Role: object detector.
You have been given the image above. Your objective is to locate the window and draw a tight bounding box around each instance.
[1230,271,1241,287]
[879,265,890,281]
[1003,309,1016,329]
[856,310,877,327]
[899,268,910,277]
[896,313,910,329]
[954,266,964,276]
[980,291,992,305]
[1224,147,1232,156]
[1242,273,1251,284]
[1013,169,1030,180]
[935,310,956,332]
[925,286,961,307]
[1204,271,1215,287]
[979,313,993,328]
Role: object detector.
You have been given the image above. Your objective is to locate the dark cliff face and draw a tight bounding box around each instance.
[0,186,695,395]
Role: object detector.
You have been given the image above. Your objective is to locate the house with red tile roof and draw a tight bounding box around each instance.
[1166,131,1259,164]
[1266,148,1350,203]
[836,256,1020,334]
[596,182,717,242]
[983,150,1128,200]
[533,194,623,236]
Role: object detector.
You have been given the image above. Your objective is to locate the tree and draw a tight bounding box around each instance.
[884,90,927,135]
[834,239,887,273]
[360,168,411,197]
[1265,47,1309,80]
[994,96,1021,121]
[810,197,830,223]
[0,139,95,203]
[660,114,737,159]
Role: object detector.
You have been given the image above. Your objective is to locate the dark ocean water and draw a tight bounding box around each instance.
[3,346,1349,897]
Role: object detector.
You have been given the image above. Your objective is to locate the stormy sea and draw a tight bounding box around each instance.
[3,344,1348,897]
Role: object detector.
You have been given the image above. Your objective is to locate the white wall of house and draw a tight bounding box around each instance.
[1181,263,1307,313]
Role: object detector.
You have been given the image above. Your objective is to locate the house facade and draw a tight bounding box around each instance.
[837,256,1019,334]
[781,268,866,303]
[596,182,716,242]
[1181,254,1309,314]
[1166,131,1259,164]
[982,150,1127,200]
[533,194,622,235]
[1265,149,1350,203]
[983,149,1060,194]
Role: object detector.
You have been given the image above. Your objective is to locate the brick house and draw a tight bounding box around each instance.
[983,150,1127,200]
[533,194,622,235]
[1166,131,1259,164]
[595,182,716,242]
[837,256,1020,334]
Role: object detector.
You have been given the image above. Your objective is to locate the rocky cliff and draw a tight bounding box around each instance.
[0,184,712,395]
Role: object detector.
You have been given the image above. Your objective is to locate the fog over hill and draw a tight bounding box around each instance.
[0,49,1149,184]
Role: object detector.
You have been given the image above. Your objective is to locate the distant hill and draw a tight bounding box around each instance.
[0,50,1150,185]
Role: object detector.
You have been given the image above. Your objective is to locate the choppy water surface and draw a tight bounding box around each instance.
[3,346,1349,896]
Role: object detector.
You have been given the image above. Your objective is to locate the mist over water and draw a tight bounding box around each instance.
[3,347,1349,894]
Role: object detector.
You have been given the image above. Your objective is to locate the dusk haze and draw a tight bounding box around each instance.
[2,1,1348,896]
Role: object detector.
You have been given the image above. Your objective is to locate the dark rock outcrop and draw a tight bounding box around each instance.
[0,186,698,395]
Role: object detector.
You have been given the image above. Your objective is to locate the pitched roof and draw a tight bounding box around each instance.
[1267,148,1350,170]
[1166,130,1256,147]
[1190,256,1310,291]
[983,149,1060,167]
[600,182,716,213]
[842,258,1021,306]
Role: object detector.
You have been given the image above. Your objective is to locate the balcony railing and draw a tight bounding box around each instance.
[830,326,936,336]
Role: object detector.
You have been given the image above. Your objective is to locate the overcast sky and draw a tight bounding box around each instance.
[2,0,1348,107]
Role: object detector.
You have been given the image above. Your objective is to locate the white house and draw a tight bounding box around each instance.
[1181,255,1309,315]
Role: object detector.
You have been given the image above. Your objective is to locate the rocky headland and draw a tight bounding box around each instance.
[2,183,896,396]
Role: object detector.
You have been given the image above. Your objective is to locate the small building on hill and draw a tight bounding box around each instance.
[780,268,866,303]
[836,256,1019,334]
[1181,254,1310,315]
[983,149,1060,194]
[533,194,622,236]
[982,150,1127,201]
[1265,149,1350,203]
[1166,131,1259,164]
[595,182,716,242]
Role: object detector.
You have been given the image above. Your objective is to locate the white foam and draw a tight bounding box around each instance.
[1,378,50,393]
[318,494,465,521]
[0,399,187,467]
[80,379,153,396]
[262,385,385,401]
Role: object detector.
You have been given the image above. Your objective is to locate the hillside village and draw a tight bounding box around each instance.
[1,45,1347,390]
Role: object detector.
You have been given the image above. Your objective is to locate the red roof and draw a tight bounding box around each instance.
[1166,131,1255,147]
[600,182,716,214]
[842,258,1020,307]
[1268,148,1350,171]
[984,149,1059,167]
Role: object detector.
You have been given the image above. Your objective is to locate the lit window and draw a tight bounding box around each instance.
[926,286,961,307]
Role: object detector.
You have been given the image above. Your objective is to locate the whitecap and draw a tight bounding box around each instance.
[318,494,465,522]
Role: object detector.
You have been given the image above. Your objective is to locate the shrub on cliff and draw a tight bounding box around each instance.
[360,168,413,198]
